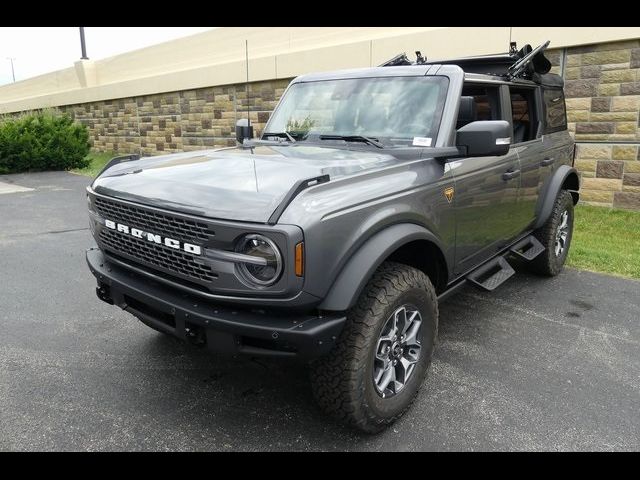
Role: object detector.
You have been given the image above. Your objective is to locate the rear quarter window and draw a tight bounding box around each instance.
[542,88,567,133]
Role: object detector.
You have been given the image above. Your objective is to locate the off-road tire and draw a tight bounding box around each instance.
[309,261,438,433]
[529,189,575,276]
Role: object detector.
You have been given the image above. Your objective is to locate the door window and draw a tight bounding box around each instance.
[542,88,567,133]
[509,87,539,143]
[457,84,502,129]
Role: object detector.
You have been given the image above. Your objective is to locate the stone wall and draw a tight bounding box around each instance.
[562,39,640,210]
[61,79,291,156]
[51,39,640,211]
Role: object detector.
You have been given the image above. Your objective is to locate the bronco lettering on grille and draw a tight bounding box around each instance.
[104,219,202,255]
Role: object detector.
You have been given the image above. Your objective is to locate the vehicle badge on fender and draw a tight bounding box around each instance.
[444,186,455,203]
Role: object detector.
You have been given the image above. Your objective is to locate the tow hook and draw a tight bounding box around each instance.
[185,325,206,346]
[96,285,113,305]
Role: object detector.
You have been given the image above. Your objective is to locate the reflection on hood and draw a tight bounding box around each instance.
[92,145,399,223]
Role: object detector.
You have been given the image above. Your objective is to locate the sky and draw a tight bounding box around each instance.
[0,27,216,86]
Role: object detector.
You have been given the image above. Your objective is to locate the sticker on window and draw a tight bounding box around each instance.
[412,137,432,147]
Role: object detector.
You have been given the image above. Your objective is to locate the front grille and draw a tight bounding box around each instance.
[94,196,216,284]
[94,196,213,242]
[99,228,216,283]
[104,249,212,293]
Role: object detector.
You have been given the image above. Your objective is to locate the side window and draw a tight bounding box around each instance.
[509,87,539,143]
[542,88,567,133]
[457,84,502,129]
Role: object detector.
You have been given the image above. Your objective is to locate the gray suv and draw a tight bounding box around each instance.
[86,42,579,432]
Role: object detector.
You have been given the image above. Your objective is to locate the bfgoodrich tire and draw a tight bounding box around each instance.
[310,261,438,433]
[529,189,575,276]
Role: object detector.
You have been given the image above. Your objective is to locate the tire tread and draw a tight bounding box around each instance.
[310,261,437,433]
[529,189,574,276]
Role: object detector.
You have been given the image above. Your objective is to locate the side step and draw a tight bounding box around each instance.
[467,256,515,291]
[510,235,545,261]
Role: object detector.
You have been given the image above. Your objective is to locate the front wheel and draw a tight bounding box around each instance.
[529,189,575,276]
[309,262,438,433]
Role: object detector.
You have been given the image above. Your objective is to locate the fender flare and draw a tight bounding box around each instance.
[318,223,445,312]
[533,165,580,230]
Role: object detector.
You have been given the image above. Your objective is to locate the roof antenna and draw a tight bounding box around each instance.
[509,41,518,56]
[415,51,426,64]
[245,39,250,128]
[235,39,254,145]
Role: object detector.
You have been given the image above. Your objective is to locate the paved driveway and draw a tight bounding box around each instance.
[1,171,639,451]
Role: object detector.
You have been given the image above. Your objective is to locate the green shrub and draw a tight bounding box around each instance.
[0,110,91,174]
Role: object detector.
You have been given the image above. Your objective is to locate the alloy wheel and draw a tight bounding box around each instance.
[373,304,423,398]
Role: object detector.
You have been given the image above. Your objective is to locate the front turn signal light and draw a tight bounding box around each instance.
[295,242,304,277]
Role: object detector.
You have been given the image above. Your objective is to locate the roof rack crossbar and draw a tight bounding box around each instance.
[378,52,412,67]
[379,40,553,81]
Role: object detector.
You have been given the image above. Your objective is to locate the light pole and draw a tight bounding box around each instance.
[6,57,15,82]
[79,27,89,60]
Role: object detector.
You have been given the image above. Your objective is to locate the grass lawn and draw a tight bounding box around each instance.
[72,152,640,280]
[71,151,114,178]
[568,205,640,280]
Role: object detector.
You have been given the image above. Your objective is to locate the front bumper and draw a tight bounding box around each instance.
[87,248,345,359]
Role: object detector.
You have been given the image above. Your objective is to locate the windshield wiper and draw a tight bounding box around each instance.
[263,131,297,142]
[319,135,384,149]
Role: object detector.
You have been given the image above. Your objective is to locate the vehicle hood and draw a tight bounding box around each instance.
[91,145,398,223]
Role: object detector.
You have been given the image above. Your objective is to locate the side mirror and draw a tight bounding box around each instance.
[235,119,254,144]
[456,120,511,157]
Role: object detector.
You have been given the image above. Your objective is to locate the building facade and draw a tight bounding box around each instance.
[1,27,639,209]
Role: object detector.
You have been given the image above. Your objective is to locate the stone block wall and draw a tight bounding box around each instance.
[573,144,640,209]
[60,79,291,156]
[26,38,640,211]
[561,39,640,210]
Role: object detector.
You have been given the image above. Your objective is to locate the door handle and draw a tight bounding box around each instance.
[502,169,521,181]
[541,157,555,166]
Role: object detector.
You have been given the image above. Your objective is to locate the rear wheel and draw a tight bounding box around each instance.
[529,189,575,276]
[310,262,438,433]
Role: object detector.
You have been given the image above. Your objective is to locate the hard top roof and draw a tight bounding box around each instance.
[291,42,564,89]
[291,64,563,88]
[422,50,564,88]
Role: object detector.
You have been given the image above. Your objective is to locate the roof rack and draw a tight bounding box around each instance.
[379,41,553,81]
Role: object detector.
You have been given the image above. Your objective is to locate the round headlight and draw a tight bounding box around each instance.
[235,234,283,286]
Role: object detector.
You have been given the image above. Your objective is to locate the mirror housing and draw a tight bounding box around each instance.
[235,119,254,144]
[456,120,511,157]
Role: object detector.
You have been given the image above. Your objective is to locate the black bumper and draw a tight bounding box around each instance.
[86,248,346,359]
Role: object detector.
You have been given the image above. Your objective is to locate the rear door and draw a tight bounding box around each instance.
[508,84,546,229]
[451,83,521,276]
[537,87,573,206]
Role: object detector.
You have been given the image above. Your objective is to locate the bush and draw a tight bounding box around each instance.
[0,110,91,174]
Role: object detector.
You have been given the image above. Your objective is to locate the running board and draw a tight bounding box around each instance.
[510,235,545,261]
[467,256,515,291]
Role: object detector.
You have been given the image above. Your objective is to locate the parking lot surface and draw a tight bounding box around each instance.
[1,171,639,451]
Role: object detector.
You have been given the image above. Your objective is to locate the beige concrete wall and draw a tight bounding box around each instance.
[3,28,640,210]
[2,27,640,114]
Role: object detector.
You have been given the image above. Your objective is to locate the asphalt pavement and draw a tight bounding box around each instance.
[1,171,639,451]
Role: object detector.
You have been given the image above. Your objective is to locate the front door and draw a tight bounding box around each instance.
[450,151,521,275]
[450,83,522,276]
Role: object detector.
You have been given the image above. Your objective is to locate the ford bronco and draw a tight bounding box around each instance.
[86,42,579,432]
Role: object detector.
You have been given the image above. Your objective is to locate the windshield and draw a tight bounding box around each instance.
[264,76,448,147]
